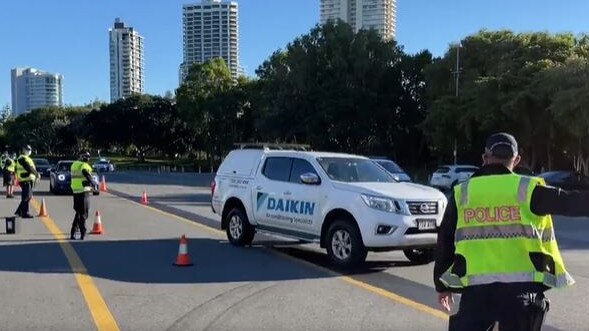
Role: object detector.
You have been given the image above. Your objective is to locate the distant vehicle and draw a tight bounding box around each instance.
[50,160,99,195]
[429,165,479,191]
[93,159,115,173]
[370,157,412,182]
[538,171,589,191]
[32,158,52,178]
[212,147,448,267]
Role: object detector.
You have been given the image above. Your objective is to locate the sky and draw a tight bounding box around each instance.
[2,0,589,108]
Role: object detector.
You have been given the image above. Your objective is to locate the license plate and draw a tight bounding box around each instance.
[417,219,436,230]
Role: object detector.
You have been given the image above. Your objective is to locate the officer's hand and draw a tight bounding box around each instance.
[438,292,454,312]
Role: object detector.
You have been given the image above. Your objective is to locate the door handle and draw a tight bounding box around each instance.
[284,191,292,196]
[256,186,263,190]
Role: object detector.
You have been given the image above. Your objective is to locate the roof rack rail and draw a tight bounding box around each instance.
[234,142,312,151]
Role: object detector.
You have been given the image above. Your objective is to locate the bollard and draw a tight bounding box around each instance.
[199,166,201,173]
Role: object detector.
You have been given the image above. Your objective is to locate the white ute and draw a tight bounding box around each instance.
[211,147,448,267]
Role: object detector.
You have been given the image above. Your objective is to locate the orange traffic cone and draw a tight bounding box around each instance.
[173,235,193,266]
[38,198,48,217]
[99,176,107,192]
[90,211,104,235]
[140,191,149,205]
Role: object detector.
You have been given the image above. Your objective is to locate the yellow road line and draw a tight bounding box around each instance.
[31,199,120,331]
[270,249,449,320]
[115,192,449,321]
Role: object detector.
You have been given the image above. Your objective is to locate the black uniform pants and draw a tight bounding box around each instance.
[15,181,32,216]
[70,192,90,238]
[449,284,549,331]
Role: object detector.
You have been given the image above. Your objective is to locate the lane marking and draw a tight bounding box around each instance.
[31,199,121,331]
[269,249,450,320]
[106,192,224,236]
[110,192,449,320]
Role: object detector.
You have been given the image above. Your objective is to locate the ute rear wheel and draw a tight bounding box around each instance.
[225,208,255,246]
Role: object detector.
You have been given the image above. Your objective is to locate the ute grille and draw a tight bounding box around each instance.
[407,201,438,215]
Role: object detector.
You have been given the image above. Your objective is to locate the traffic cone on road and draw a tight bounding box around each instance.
[140,191,149,205]
[90,211,104,235]
[38,198,48,217]
[99,176,107,192]
[173,235,193,266]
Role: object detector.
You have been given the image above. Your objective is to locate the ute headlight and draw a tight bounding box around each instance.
[361,194,401,213]
[57,174,66,181]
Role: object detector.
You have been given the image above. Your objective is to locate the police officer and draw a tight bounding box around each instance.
[3,152,16,198]
[70,152,98,240]
[434,132,589,331]
[14,145,39,218]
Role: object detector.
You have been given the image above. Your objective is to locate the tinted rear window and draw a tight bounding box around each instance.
[435,167,450,174]
[57,162,73,172]
[540,171,570,181]
[456,167,478,173]
[262,157,292,182]
[376,160,403,173]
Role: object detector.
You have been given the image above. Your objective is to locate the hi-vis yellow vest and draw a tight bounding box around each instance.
[440,174,574,290]
[70,161,93,193]
[15,155,36,182]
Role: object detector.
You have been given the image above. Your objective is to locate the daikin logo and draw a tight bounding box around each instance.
[256,193,315,215]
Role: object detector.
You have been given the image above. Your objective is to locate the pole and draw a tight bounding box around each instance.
[453,43,461,165]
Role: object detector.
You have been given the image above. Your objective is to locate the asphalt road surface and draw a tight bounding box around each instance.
[0,171,588,331]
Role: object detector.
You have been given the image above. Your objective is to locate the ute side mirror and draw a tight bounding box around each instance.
[300,173,321,185]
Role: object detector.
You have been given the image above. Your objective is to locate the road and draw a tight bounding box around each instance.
[0,172,587,330]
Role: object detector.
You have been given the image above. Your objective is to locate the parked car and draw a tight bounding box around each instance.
[538,171,589,191]
[370,157,412,182]
[93,159,115,172]
[32,158,53,178]
[50,160,100,195]
[429,165,479,191]
[212,147,448,267]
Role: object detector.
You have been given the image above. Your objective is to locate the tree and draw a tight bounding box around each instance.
[423,30,584,169]
[176,58,239,166]
[85,94,190,160]
[255,20,431,163]
[539,57,589,174]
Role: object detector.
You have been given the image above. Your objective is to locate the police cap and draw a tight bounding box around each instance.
[485,133,518,159]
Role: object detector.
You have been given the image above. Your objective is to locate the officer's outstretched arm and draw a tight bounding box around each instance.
[531,185,589,217]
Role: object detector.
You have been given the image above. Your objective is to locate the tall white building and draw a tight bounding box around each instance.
[109,18,144,103]
[11,68,63,116]
[320,0,396,40]
[180,0,240,83]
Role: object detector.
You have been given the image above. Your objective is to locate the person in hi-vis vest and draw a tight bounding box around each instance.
[2,151,16,198]
[70,152,98,240]
[434,133,589,331]
[14,145,39,218]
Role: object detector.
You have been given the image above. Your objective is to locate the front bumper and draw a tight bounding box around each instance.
[357,208,442,249]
